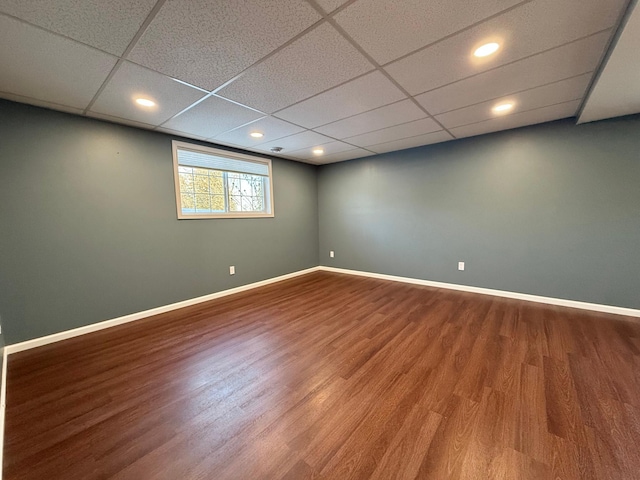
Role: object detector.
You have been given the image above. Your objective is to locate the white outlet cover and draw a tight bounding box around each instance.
[458,262,465,271]
[230,266,235,275]
[330,251,335,258]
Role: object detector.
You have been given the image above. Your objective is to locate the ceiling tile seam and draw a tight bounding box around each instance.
[81,60,126,115]
[340,117,443,142]
[278,97,413,131]
[85,111,156,128]
[200,108,379,153]
[217,118,377,155]
[0,91,84,113]
[290,137,368,152]
[407,27,614,99]
[0,11,123,57]
[322,0,359,16]
[432,71,595,117]
[266,68,384,118]
[203,115,269,141]
[82,0,169,115]
[208,17,329,96]
[211,94,266,114]
[153,93,217,130]
[379,0,535,68]
[154,92,272,132]
[303,0,455,138]
[365,129,449,150]
[449,98,583,131]
[576,0,637,121]
[103,59,210,94]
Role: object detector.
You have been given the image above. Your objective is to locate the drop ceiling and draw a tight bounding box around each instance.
[0,0,634,164]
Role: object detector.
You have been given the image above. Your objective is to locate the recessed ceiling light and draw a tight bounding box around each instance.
[312,148,324,155]
[474,42,500,58]
[492,102,514,114]
[135,98,156,108]
[250,132,264,138]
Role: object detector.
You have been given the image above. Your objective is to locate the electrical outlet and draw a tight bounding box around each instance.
[330,251,335,258]
[229,265,235,275]
[458,262,465,271]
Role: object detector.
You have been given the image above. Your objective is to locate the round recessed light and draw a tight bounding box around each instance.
[135,98,156,107]
[492,102,514,114]
[312,148,324,155]
[474,42,500,58]
[250,132,264,138]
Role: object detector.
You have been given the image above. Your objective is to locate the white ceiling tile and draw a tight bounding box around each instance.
[450,100,581,138]
[218,23,374,113]
[253,130,334,154]
[287,140,358,160]
[90,61,207,126]
[315,99,426,138]
[315,0,350,14]
[162,96,263,139]
[0,0,157,55]
[579,2,640,123]
[344,118,442,147]
[334,0,522,65]
[274,71,406,128]
[415,32,608,115]
[0,16,117,110]
[386,0,626,95]
[212,116,305,146]
[86,111,156,130]
[368,130,454,154]
[0,91,84,115]
[128,0,321,91]
[436,73,592,129]
[155,127,208,141]
[314,149,374,164]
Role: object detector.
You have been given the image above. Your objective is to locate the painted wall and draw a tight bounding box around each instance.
[0,100,319,344]
[318,116,640,310]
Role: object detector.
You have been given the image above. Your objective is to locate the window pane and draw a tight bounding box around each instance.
[242,199,251,211]
[252,196,264,211]
[210,175,224,195]
[211,195,225,211]
[229,195,242,211]
[174,142,272,218]
[195,194,211,210]
[181,193,195,210]
[227,174,241,196]
[240,178,252,195]
[194,175,209,194]
[179,172,194,193]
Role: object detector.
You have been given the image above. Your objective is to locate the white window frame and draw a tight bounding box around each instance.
[172,140,275,219]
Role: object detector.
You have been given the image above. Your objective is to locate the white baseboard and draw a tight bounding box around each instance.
[318,266,640,319]
[6,264,638,357]
[5,266,321,355]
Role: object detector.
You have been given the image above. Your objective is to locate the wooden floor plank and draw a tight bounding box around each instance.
[4,271,640,479]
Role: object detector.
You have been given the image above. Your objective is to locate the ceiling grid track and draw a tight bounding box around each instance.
[82,0,169,115]
[1,0,635,163]
[304,0,456,138]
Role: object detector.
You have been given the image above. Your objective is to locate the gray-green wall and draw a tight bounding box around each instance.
[0,100,319,344]
[318,116,640,310]
[2,100,639,345]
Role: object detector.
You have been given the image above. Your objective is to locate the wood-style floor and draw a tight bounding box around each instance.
[4,271,640,479]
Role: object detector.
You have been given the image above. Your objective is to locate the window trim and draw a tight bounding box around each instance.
[172,140,275,220]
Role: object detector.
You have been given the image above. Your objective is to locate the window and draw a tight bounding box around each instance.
[172,141,274,219]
